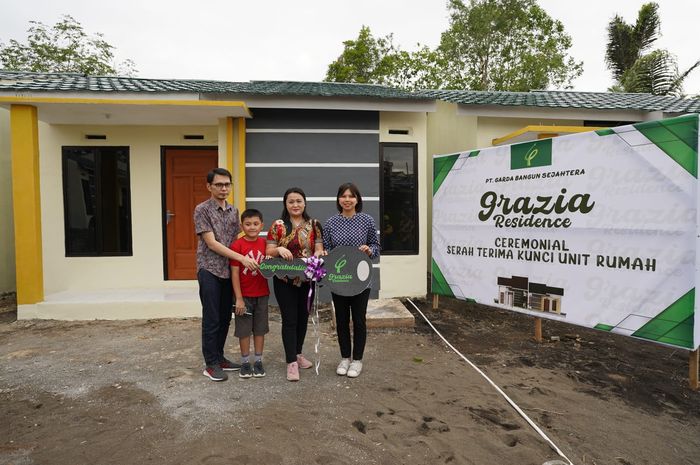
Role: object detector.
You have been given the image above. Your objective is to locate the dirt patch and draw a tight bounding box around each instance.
[0,293,16,324]
[408,297,700,419]
[1,299,699,465]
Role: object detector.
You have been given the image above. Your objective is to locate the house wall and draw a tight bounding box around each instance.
[39,124,218,294]
[243,108,381,301]
[427,101,478,157]
[34,109,430,302]
[0,108,15,293]
[379,111,428,298]
[426,101,478,286]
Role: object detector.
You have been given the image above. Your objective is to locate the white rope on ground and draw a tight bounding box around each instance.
[406,298,574,465]
[312,283,321,375]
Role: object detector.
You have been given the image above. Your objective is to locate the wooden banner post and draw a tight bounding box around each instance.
[534,317,543,343]
[690,349,699,391]
[432,294,439,310]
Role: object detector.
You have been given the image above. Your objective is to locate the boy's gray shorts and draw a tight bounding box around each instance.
[234,295,270,337]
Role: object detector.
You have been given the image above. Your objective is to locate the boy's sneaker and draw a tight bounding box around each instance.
[336,358,351,376]
[347,360,363,378]
[296,354,313,369]
[220,358,241,371]
[253,360,266,378]
[203,364,228,382]
[287,362,300,381]
[239,362,253,378]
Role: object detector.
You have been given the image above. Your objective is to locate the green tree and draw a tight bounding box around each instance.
[325,1,583,92]
[324,25,398,85]
[0,15,136,76]
[437,0,582,91]
[605,2,698,95]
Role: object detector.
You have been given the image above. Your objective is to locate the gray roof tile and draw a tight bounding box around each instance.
[0,70,424,100]
[418,89,700,113]
[1,70,698,112]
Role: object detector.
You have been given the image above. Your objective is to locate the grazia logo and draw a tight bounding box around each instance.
[510,139,552,170]
[334,256,347,274]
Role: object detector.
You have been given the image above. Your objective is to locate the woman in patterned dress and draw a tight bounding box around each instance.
[266,187,324,381]
[323,182,380,378]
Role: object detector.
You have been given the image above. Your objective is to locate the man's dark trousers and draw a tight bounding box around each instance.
[198,269,233,366]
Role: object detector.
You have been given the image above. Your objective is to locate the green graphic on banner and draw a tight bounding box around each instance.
[431,259,454,298]
[592,290,694,347]
[594,324,614,331]
[632,289,695,348]
[634,114,698,178]
[433,154,460,195]
[595,128,615,136]
[510,139,552,170]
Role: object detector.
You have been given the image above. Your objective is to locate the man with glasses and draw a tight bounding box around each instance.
[195,168,258,381]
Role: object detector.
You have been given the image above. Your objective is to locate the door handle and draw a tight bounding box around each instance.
[166,210,175,225]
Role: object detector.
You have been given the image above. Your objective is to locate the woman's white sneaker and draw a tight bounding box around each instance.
[336,358,351,376]
[347,360,363,378]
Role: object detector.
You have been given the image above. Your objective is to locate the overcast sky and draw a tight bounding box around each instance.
[1,0,698,94]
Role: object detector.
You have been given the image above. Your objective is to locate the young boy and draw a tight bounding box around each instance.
[229,209,270,378]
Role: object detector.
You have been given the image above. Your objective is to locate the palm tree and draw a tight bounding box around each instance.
[621,50,699,96]
[605,2,698,96]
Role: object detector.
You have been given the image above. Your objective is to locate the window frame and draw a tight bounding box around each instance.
[61,146,133,257]
[379,142,419,255]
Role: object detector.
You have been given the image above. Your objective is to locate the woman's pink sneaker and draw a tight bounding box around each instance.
[287,362,300,381]
[296,354,313,369]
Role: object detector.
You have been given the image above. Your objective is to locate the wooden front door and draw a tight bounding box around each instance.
[164,148,217,279]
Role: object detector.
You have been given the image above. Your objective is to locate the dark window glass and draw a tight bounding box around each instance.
[62,147,132,256]
[380,143,418,254]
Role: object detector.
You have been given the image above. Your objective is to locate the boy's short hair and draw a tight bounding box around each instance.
[241,208,263,222]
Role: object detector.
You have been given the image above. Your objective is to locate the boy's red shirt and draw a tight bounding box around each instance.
[229,236,269,297]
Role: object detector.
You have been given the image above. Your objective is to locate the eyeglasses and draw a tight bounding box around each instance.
[212,182,232,189]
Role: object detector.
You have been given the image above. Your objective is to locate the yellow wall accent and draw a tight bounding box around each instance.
[224,117,247,214]
[236,118,247,214]
[0,96,251,114]
[10,105,44,304]
[491,124,601,146]
[226,117,235,205]
[476,117,584,148]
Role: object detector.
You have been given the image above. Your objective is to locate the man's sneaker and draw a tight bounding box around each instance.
[287,361,300,381]
[203,364,228,382]
[239,362,253,379]
[253,360,266,378]
[347,360,363,378]
[220,358,241,371]
[336,358,351,376]
[296,354,313,369]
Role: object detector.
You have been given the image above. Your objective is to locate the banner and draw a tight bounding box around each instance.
[432,114,699,350]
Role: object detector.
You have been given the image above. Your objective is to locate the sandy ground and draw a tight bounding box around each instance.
[1,296,699,465]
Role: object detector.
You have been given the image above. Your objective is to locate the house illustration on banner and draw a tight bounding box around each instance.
[496,275,565,315]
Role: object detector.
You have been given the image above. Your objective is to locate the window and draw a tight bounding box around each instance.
[62,147,132,256]
[380,143,418,254]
